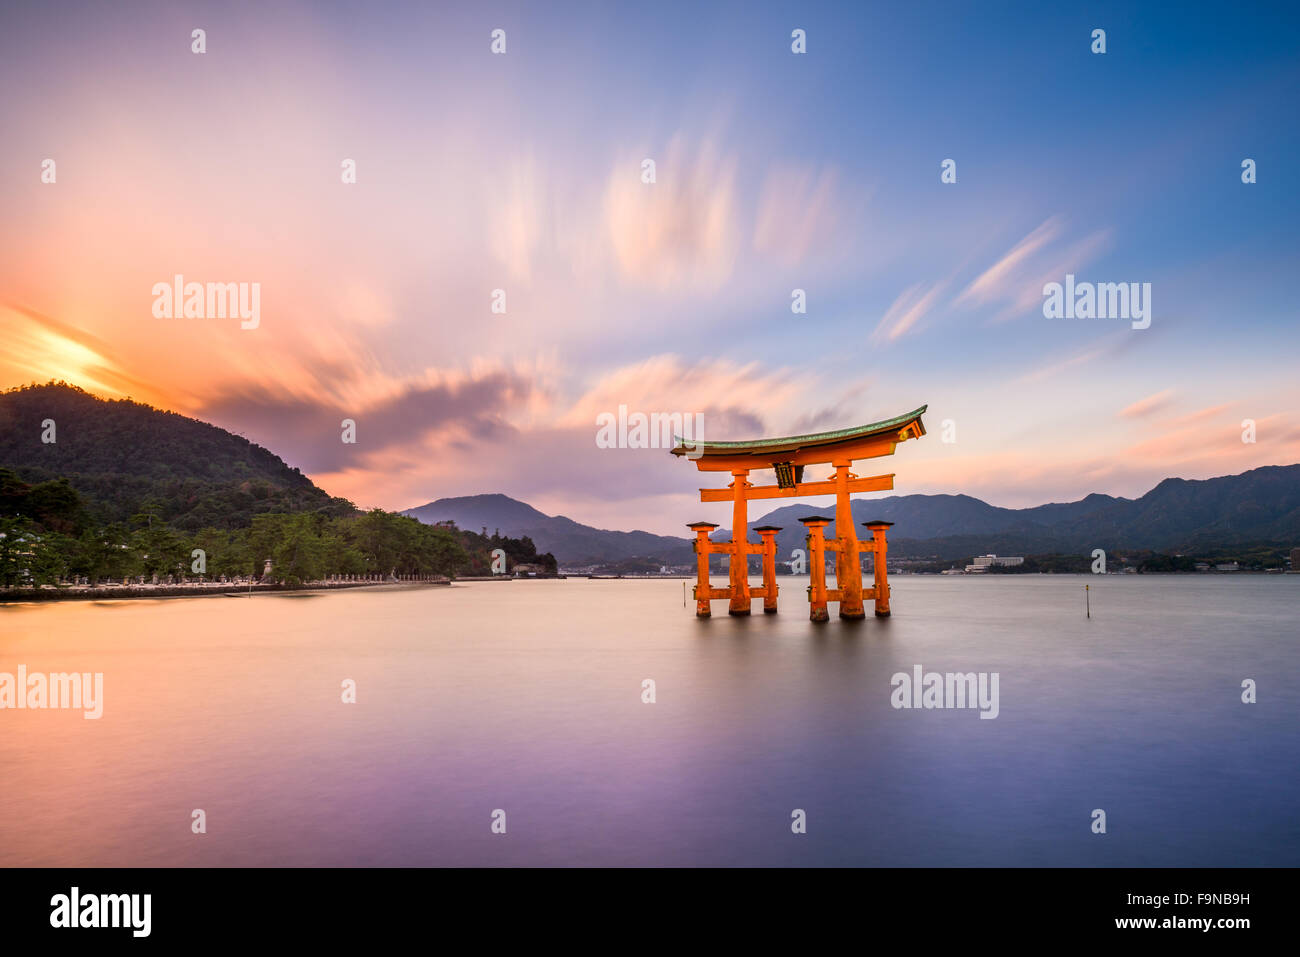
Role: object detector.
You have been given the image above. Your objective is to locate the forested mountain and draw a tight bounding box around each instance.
[0,383,554,585]
[0,381,349,529]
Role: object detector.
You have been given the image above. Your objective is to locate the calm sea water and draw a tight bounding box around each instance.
[1,576,1296,867]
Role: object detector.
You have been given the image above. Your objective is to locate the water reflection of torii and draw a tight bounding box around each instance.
[671,407,927,621]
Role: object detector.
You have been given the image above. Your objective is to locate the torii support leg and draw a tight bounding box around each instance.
[865,521,892,617]
[833,462,865,619]
[687,522,718,618]
[800,517,831,622]
[755,526,781,613]
[728,469,751,615]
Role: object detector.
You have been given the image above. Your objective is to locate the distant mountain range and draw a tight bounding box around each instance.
[716,465,1300,560]
[402,494,696,565]
[406,465,1300,564]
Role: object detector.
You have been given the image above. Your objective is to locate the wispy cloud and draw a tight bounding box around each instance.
[954,217,1112,323]
[560,355,798,436]
[870,217,1112,345]
[196,365,539,473]
[957,217,1062,306]
[488,152,548,284]
[1014,343,1111,384]
[603,136,740,292]
[752,164,853,268]
[1161,403,1234,430]
[1119,389,1176,418]
[872,281,947,343]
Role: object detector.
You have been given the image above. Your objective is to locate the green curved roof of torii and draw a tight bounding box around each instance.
[671,405,928,457]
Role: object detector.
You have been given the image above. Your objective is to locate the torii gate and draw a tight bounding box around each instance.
[672,406,926,621]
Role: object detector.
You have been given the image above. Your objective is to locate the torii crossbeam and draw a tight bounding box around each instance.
[672,406,927,621]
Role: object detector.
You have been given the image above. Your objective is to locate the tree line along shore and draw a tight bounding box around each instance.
[0,467,556,592]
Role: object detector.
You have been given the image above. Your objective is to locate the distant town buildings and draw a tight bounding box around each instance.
[964,554,1025,573]
[1290,547,1300,573]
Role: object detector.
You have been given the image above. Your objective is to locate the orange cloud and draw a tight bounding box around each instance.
[603,136,739,291]
[560,355,797,435]
[0,304,164,403]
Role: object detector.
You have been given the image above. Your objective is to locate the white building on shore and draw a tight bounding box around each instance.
[965,554,1024,573]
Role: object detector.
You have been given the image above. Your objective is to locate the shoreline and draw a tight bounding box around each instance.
[0,579,449,604]
[4,570,1292,604]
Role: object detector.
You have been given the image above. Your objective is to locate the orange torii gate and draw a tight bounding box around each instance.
[672,406,927,621]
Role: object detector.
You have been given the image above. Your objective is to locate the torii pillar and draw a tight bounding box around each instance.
[864,520,894,617]
[833,461,866,619]
[754,525,781,613]
[688,521,719,618]
[800,516,832,623]
[728,469,751,615]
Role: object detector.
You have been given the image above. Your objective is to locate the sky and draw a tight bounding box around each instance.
[1,0,1298,535]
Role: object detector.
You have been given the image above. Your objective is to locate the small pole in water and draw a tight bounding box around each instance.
[1085,584,1090,618]
[683,580,686,606]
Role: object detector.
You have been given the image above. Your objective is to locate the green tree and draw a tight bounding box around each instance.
[0,516,35,587]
